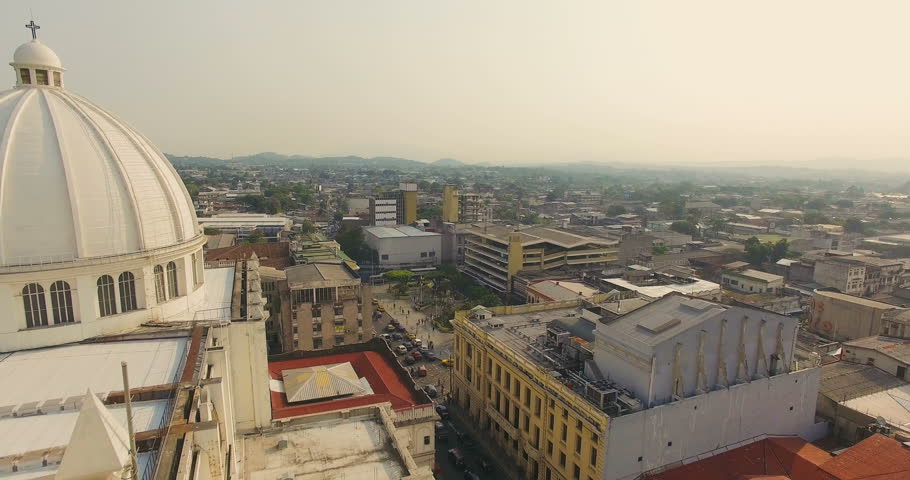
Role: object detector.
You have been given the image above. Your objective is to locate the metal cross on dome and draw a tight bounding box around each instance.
[25,20,40,40]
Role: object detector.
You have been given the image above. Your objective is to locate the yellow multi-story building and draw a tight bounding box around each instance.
[442,184,460,223]
[461,224,618,296]
[452,298,616,480]
[451,294,822,480]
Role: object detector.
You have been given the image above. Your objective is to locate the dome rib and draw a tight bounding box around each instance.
[47,89,148,251]
[0,89,35,263]
[42,89,86,258]
[70,93,187,242]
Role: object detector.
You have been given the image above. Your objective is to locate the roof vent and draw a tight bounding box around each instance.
[637,316,681,334]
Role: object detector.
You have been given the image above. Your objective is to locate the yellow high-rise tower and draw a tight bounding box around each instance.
[442,184,459,223]
[400,182,418,224]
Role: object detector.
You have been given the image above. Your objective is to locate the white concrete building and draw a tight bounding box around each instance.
[592,295,821,479]
[364,226,442,269]
[721,268,785,295]
[197,213,292,241]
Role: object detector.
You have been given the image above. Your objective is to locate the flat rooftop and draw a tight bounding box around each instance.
[285,262,356,284]
[243,415,407,480]
[529,280,600,301]
[0,338,188,409]
[268,351,424,419]
[819,361,906,403]
[725,268,784,283]
[843,336,910,364]
[0,399,168,461]
[602,276,721,299]
[463,223,617,248]
[364,226,440,239]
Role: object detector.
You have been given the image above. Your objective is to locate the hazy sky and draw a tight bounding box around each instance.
[3,1,910,167]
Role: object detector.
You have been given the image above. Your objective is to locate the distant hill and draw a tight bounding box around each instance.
[432,158,465,167]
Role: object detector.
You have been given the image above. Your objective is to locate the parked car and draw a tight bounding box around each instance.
[396,325,407,332]
[441,358,455,367]
[413,338,422,347]
[423,351,437,361]
[411,350,422,361]
[391,333,403,341]
[379,333,391,342]
[405,332,417,341]
[395,345,408,355]
[435,405,449,419]
[385,323,396,332]
[425,384,438,398]
[372,298,380,306]
[403,354,416,365]
[402,342,414,350]
[447,448,466,470]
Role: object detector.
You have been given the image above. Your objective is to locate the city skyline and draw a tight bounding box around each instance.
[2,1,909,169]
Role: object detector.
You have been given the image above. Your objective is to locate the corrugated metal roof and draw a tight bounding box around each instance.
[282,362,366,403]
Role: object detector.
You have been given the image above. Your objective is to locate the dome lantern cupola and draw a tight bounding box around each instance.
[10,21,64,88]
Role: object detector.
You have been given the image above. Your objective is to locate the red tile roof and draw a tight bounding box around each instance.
[268,351,425,419]
[647,435,910,480]
[205,242,292,269]
[820,435,910,480]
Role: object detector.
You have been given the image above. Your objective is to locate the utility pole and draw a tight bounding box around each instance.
[121,362,140,480]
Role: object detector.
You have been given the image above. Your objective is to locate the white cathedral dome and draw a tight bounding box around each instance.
[12,39,62,69]
[1,32,208,353]
[1,40,199,266]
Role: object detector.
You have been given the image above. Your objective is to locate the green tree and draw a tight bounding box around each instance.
[844,218,866,234]
[203,227,222,235]
[606,205,628,216]
[245,230,265,244]
[652,245,669,255]
[299,220,316,234]
[670,220,697,235]
[334,224,371,262]
[803,211,831,225]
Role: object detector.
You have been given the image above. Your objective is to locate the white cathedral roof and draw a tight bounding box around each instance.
[0,39,199,267]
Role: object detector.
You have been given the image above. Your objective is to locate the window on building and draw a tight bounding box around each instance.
[549,413,554,430]
[19,68,31,84]
[313,338,323,349]
[53,71,61,87]
[49,281,75,324]
[421,252,428,258]
[560,452,566,467]
[590,447,597,466]
[535,397,541,417]
[429,251,435,257]
[575,434,582,453]
[381,254,389,260]
[525,387,531,407]
[22,283,48,328]
[898,366,907,379]
[191,252,200,286]
[424,436,431,445]
[547,441,553,456]
[166,261,179,298]
[154,265,166,303]
[573,464,580,480]
[118,272,138,312]
[97,275,117,317]
[35,69,48,85]
[561,423,567,442]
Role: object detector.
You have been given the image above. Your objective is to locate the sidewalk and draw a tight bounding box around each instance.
[445,400,524,480]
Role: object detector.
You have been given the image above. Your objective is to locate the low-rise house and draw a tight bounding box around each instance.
[722,268,785,295]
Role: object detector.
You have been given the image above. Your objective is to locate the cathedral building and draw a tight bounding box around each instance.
[0,26,433,480]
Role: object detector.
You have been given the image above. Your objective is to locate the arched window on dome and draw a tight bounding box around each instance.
[19,68,31,85]
[154,265,166,303]
[166,262,179,299]
[22,283,48,328]
[119,272,138,312]
[97,275,117,317]
[50,281,75,324]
